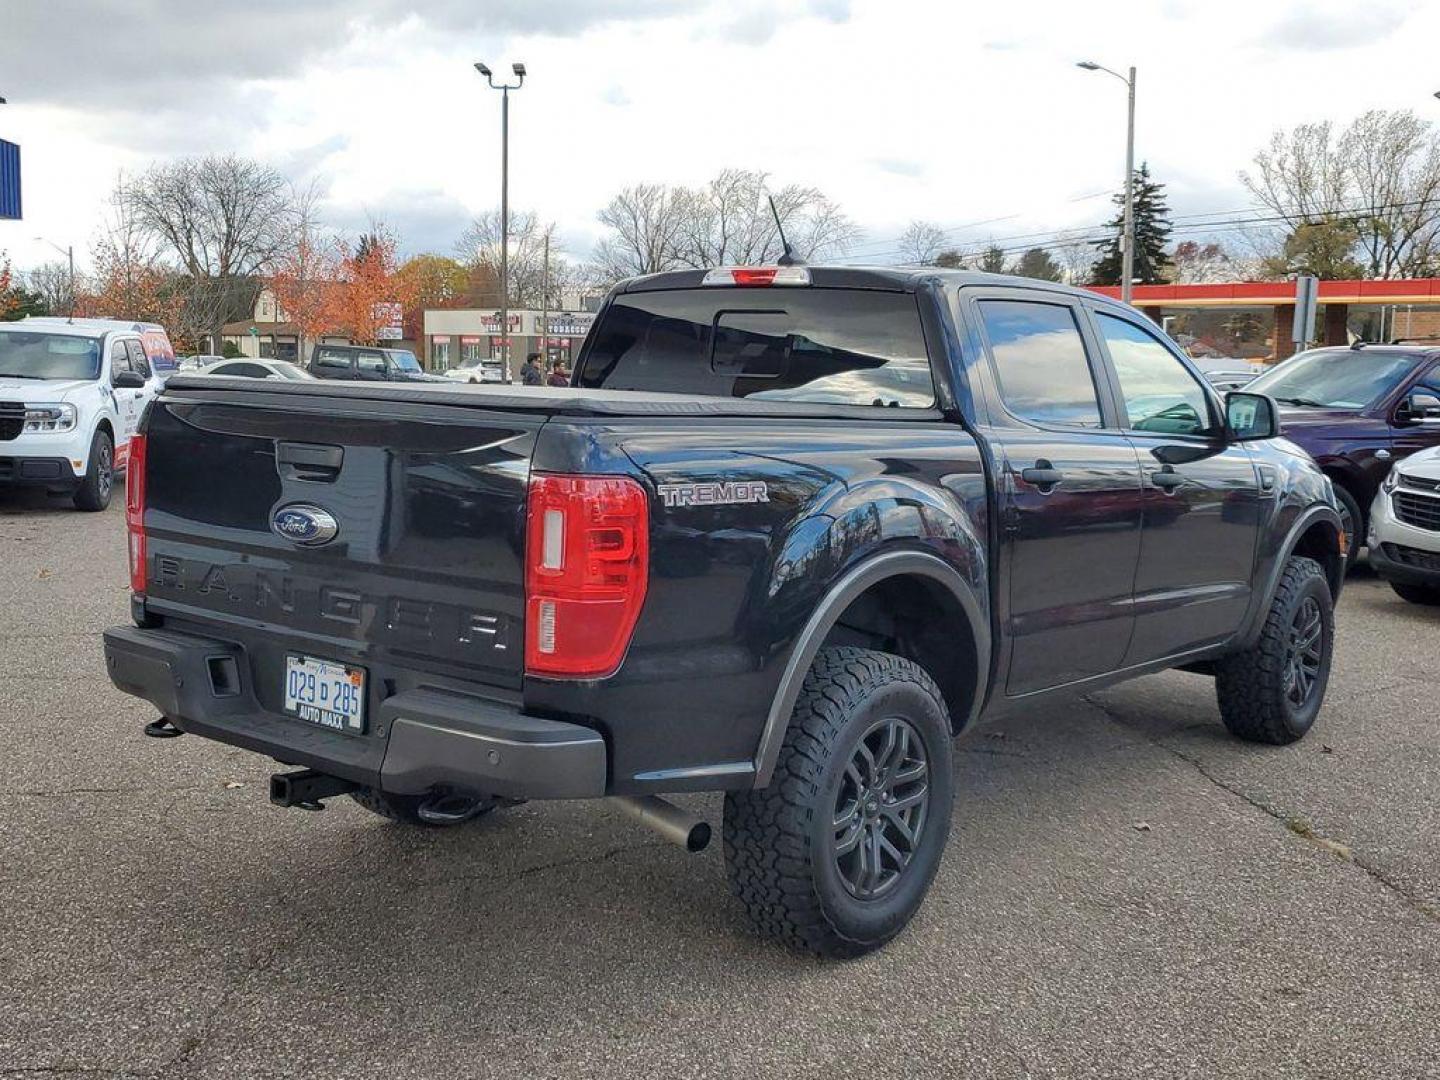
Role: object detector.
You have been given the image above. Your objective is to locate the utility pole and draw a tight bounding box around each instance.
[539,228,550,373]
[475,61,526,382]
[1077,61,1138,304]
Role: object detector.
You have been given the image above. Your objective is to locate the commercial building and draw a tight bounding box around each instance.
[421,307,597,374]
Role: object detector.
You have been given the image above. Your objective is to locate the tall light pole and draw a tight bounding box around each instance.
[475,60,525,382]
[35,236,75,317]
[1078,61,1137,304]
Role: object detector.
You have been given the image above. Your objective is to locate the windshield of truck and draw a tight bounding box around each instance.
[576,289,935,407]
[388,350,421,373]
[1248,348,1421,409]
[0,330,103,380]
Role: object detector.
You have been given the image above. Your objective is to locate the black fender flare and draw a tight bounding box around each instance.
[1238,503,1345,649]
[751,549,990,787]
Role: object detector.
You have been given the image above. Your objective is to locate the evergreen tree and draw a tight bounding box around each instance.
[1091,162,1172,286]
[1014,247,1063,282]
[978,244,1007,274]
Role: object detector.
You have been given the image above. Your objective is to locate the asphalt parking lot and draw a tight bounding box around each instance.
[2,487,1437,1080]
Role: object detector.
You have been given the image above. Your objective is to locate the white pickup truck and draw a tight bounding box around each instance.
[0,317,172,510]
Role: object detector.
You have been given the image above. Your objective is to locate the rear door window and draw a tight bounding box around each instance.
[977,300,1103,427]
[576,289,934,407]
[357,351,388,375]
[314,348,353,371]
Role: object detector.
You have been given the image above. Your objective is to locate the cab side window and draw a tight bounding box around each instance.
[314,348,352,371]
[357,351,387,375]
[978,299,1103,428]
[109,341,131,383]
[1097,314,1215,437]
[124,341,152,379]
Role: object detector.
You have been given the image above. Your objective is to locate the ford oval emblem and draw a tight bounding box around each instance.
[270,504,339,546]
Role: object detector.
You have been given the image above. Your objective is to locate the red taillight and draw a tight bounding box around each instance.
[525,473,649,679]
[125,433,147,595]
[701,266,812,287]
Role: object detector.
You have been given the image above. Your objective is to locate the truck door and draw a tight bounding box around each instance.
[1088,309,1263,663]
[965,293,1144,695]
[124,339,161,424]
[108,339,143,445]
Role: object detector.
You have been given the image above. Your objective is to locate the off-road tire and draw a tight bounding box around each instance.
[348,787,499,826]
[1215,556,1333,745]
[72,429,114,512]
[723,646,954,958]
[1391,581,1440,606]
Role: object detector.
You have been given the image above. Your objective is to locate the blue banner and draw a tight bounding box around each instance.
[0,140,20,220]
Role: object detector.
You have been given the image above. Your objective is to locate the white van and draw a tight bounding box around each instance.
[0,317,172,510]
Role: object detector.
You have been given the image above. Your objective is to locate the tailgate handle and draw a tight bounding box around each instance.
[276,441,343,482]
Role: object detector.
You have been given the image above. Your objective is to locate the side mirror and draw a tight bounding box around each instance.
[1399,393,1440,422]
[1226,391,1279,441]
[113,370,146,389]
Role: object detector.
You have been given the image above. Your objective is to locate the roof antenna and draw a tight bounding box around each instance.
[768,194,804,267]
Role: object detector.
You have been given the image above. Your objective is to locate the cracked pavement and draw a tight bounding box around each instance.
[2,491,1438,1079]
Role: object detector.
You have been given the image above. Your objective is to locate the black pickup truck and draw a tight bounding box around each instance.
[104,267,1344,957]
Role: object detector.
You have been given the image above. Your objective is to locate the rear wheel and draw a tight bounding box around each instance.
[1215,556,1333,744]
[1391,581,1440,606]
[723,646,954,958]
[72,429,114,512]
[348,787,500,827]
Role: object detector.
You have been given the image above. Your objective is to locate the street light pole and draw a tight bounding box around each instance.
[35,236,75,318]
[475,61,526,382]
[1078,61,1138,304]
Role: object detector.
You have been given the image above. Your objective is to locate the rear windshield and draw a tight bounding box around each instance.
[575,289,935,408]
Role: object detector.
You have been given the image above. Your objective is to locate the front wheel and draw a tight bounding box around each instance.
[723,647,954,958]
[1215,556,1333,744]
[72,429,114,512]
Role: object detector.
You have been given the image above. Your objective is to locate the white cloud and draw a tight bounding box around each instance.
[2,0,1438,275]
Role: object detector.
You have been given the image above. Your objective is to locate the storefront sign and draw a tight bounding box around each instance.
[540,313,594,336]
[480,313,523,332]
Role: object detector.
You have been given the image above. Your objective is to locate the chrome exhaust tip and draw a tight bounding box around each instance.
[610,795,711,852]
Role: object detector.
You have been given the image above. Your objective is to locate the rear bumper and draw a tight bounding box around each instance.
[0,455,82,487]
[103,625,608,799]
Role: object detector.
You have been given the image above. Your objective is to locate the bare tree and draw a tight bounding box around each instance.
[120,155,296,349]
[1242,110,1440,278]
[589,170,858,285]
[896,220,948,265]
[458,210,573,309]
[591,184,689,284]
[23,261,80,316]
[1170,241,1234,284]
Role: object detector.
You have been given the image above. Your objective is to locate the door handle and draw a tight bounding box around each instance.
[1150,467,1186,491]
[1020,462,1065,491]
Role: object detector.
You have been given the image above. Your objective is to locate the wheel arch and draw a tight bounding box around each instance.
[1239,504,1344,649]
[752,549,990,787]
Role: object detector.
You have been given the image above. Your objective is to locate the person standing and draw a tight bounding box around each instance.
[520,352,543,386]
[546,359,570,388]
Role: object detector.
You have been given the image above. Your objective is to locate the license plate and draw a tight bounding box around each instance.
[283,654,366,733]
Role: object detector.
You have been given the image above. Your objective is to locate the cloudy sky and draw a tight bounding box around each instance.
[1,0,1437,274]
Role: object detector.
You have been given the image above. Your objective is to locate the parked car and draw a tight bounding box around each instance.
[199,359,315,381]
[179,354,224,371]
[1245,343,1440,561]
[308,344,448,383]
[441,356,507,384]
[1368,445,1440,605]
[1202,370,1259,392]
[0,317,168,510]
[105,267,1343,956]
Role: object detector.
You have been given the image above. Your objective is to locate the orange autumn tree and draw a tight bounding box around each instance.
[268,230,337,359]
[0,250,16,319]
[325,228,417,346]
